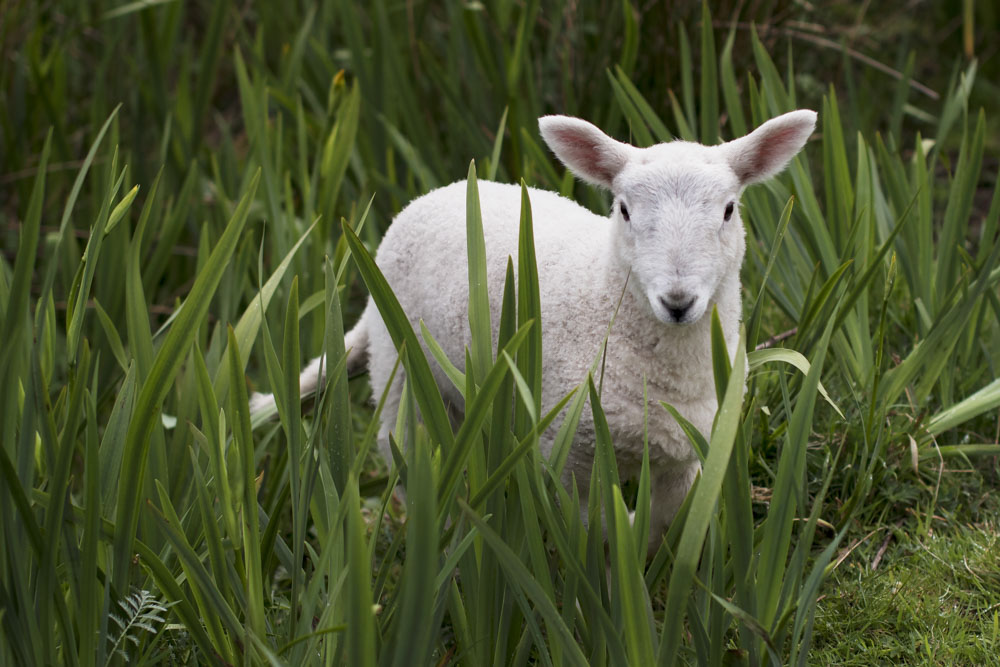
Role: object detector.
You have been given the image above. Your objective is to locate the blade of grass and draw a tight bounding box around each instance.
[227,326,267,639]
[611,484,657,664]
[698,1,718,145]
[36,106,121,331]
[389,434,437,667]
[458,498,590,667]
[467,160,494,377]
[658,329,747,665]
[112,170,259,593]
[345,473,376,667]
[341,219,454,451]
[756,315,836,630]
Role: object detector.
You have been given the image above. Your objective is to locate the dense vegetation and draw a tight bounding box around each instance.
[1,1,998,664]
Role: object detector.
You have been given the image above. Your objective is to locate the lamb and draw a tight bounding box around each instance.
[250,109,817,549]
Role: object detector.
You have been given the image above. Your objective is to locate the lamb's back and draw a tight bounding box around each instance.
[372,179,619,397]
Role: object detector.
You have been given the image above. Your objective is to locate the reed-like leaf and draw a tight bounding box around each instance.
[757,316,835,631]
[342,220,454,451]
[658,330,747,665]
[112,170,259,592]
[466,161,494,377]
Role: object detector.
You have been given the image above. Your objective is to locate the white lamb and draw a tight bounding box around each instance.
[251,110,817,548]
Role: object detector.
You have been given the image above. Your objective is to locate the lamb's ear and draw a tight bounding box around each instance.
[724,110,817,186]
[539,115,634,189]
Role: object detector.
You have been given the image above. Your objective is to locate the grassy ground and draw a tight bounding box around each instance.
[812,470,1000,664]
[2,1,999,664]
[814,518,1000,663]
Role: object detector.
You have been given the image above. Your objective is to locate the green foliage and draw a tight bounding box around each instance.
[105,589,173,665]
[812,520,1000,664]
[1,1,998,664]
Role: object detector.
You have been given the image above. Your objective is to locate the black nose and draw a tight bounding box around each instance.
[660,294,695,321]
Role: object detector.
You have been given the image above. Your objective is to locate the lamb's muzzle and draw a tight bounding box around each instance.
[659,293,696,323]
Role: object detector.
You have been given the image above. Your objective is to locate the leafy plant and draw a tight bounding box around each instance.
[105,589,173,665]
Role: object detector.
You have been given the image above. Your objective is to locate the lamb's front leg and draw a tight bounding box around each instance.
[644,461,701,556]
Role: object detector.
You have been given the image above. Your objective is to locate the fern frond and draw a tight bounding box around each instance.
[104,589,175,667]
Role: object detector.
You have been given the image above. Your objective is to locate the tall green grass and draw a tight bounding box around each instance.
[1,1,998,664]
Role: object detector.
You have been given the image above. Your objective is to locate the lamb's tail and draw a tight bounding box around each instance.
[248,320,369,419]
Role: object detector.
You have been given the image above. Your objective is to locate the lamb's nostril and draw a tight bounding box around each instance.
[669,302,692,320]
[659,295,695,321]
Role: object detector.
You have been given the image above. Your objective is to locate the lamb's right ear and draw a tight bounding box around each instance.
[724,109,817,186]
[539,116,634,189]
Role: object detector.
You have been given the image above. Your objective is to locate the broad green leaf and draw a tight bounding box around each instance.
[466,161,494,378]
[658,330,746,665]
[0,131,51,456]
[280,278,305,637]
[419,320,466,395]
[747,197,794,350]
[438,321,533,507]
[105,183,139,234]
[919,444,1000,461]
[611,485,656,664]
[749,349,844,418]
[2,129,49,353]
[881,241,1000,405]
[150,484,244,638]
[924,377,1000,437]
[341,220,454,452]
[66,150,124,362]
[936,109,986,311]
[698,1,718,145]
[487,108,508,181]
[98,362,137,513]
[92,299,129,373]
[516,182,543,436]
[345,475,376,667]
[612,65,672,142]
[324,254,354,493]
[389,437,437,667]
[608,72,656,147]
[227,326,267,638]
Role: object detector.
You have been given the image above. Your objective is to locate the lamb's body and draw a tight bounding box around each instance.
[358,180,731,531]
[253,110,817,548]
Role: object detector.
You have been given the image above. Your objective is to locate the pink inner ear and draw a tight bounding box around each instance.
[741,124,806,180]
[551,129,615,184]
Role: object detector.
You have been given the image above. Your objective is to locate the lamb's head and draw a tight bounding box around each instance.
[539,110,817,325]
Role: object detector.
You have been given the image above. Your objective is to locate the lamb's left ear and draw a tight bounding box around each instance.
[723,110,817,186]
[538,115,635,189]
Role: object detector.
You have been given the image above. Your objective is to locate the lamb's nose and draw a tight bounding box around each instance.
[660,293,695,321]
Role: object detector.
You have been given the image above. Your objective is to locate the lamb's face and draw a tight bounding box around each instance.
[538,110,817,325]
[611,145,746,325]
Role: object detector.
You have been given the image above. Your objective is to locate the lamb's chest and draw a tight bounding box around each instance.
[596,345,715,470]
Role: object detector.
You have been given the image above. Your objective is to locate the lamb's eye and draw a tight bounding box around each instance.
[620,202,630,222]
[723,202,735,222]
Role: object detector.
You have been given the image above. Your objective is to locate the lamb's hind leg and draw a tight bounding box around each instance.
[354,302,406,474]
